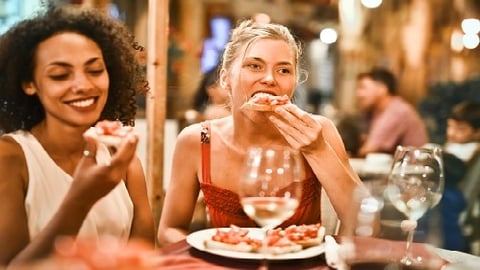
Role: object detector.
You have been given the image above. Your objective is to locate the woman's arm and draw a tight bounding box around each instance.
[301,118,365,234]
[157,124,202,246]
[125,156,155,244]
[269,104,365,234]
[0,138,31,265]
[6,133,140,266]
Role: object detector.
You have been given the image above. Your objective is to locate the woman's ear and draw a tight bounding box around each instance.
[22,81,37,96]
[219,68,229,90]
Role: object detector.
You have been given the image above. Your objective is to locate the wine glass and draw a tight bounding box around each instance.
[239,145,303,267]
[386,145,444,266]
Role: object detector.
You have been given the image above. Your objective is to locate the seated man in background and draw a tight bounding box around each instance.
[355,67,429,157]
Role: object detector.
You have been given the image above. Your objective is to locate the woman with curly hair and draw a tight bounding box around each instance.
[0,6,154,266]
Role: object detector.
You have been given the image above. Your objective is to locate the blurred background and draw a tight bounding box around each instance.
[2,0,480,251]
[2,0,479,141]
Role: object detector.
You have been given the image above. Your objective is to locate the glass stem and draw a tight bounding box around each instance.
[401,219,418,266]
[405,228,414,258]
[258,227,269,270]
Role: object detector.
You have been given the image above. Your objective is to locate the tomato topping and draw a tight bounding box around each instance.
[94,120,130,137]
[250,93,290,105]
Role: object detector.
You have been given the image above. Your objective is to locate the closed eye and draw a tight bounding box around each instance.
[49,74,69,81]
[88,69,105,76]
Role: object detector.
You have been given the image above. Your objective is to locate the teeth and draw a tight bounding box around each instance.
[253,92,273,97]
[70,98,95,108]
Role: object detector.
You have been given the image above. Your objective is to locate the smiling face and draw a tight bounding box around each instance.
[22,32,109,128]
[224,38,296,110]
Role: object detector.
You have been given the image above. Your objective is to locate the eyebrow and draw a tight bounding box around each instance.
[48,57,103,67]
[247,56,293,66]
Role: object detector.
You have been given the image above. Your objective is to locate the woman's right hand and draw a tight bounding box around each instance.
[68,129,139,207]
[268,104,326,153]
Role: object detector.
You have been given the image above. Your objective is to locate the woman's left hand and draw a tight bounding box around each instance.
[268,104,325,153]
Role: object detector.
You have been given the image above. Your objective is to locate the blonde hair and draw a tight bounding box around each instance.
[221,19,303,83]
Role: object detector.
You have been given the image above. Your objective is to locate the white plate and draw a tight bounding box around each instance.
[186,227,325,260]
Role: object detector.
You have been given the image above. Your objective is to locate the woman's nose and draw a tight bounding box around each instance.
[261,69,275,85]
[72,73,93,92]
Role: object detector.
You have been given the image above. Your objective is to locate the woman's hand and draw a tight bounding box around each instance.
[68,129,139,207]
[268,104,325,153]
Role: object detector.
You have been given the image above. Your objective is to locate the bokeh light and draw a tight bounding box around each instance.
[319,28,338,44]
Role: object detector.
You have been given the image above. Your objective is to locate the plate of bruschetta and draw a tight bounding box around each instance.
[186,224,326,260]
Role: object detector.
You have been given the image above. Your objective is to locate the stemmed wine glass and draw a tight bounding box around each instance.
[386,145,444,266]
[239,145,304,268]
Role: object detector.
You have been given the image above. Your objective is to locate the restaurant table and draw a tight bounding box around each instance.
[158,238,408,270]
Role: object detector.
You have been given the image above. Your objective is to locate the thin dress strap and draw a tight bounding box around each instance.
[200,121,211,184]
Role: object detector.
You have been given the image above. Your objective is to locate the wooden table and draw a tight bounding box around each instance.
[158,239,398,270]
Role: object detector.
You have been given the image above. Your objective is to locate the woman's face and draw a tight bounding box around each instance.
[224,38,296,110]
[23,32,109,128]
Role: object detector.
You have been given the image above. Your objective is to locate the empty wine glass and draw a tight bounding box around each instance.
[386,145,444,266]
[239,145,303,268]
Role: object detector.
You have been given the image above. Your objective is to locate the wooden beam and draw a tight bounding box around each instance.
[146,0,169,238]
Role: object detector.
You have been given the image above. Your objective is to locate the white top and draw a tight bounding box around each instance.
[6,130,133,242]
[444,142,479,162]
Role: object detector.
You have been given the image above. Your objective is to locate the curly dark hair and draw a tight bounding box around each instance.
[0,6,146,132]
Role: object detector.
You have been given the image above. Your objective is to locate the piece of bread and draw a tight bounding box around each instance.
[270,223,326,248]
[242,102,278,111]
[203,225,260,253]
[292,226,325,248]
[204,238,256,253]
[87,120,132,148]
[96,135,123,148]
[262,233,303,254]
[242,93,290,111]
[259,243,303,255]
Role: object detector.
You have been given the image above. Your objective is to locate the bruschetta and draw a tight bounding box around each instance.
[242,93,290,111]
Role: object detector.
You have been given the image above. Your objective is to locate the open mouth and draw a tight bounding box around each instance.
[250,91,275,98]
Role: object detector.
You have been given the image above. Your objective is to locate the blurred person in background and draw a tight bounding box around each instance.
[355,67,428,157]
[192,65,231,121]
[444,101,480,163]
[443,101,480,255]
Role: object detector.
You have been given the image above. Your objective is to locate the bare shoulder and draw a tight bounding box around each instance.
[0,135,27,186]
[0,135,25,163]
[176,122,204,146]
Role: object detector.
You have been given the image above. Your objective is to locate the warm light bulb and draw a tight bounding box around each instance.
[320,28,338,44]
[461,18,480,34]
[451,29,464,52]
[463,33,480,49]
[361,0,382,9]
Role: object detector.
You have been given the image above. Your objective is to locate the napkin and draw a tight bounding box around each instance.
[324,235,354,270]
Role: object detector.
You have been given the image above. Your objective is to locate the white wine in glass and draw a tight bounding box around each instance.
[386,145,444,266]
[239,145,303,267]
